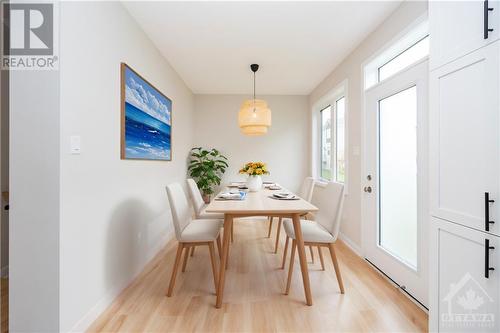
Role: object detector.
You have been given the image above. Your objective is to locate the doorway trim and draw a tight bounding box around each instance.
[361,57,429,307]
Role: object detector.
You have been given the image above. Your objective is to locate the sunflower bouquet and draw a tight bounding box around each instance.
[239,162,270,176]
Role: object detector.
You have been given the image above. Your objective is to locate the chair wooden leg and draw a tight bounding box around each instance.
[328,243,345,294]
[318,246,325,271]
[281,236,290,269]
[182,246,190,272]
[267,217,274,238]
[208,242,218,293]
[285,240,297,295]
[216,235,222,259]
[190,247,195,257]
[274,217,282,254]
[309,245,315,263]
[167,243,184,297]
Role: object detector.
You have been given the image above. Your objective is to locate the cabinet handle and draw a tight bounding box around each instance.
[485,239,495,278]
[484,0,494,39]
[485,192,495,231]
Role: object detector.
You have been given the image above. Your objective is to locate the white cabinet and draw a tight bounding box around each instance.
[430,0,500,70]
[429,4,500,331]
[430,217,500,332]
[429,41,500,236]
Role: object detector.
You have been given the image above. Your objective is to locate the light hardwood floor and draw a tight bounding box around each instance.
[88,218,428,332]
[1,278,7,333]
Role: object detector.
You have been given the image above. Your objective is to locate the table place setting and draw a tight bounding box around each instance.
[227,181,247,189]
[215,189,247,201]
[269,192,300,200]
[264,183,282,190]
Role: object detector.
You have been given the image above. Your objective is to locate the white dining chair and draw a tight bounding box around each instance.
[165,183,222,297]
[282,181,345,295]
[187,179,224,219]
[269,177,315,255]
[187,178,233,253]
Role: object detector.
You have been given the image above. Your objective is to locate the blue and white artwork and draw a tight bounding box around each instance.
[121,64,172,160]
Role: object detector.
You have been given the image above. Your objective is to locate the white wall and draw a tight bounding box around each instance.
[10,70,60,331]
[1,68,8,275]
[309,1,428,249]
[59,2,194,331]
[194,95,309,193]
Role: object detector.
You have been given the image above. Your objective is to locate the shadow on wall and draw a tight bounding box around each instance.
[104,198,162,291]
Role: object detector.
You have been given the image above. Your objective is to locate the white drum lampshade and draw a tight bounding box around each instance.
[238,64,271,136]
[238,99,272,136]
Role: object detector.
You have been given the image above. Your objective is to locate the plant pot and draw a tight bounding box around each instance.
[202,194,211,204]
[246,175,263,192]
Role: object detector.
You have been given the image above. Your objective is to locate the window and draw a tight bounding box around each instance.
[378,35,429,82]
[364,19,428,89]
[319,95,346,183]
[320,106,332,180]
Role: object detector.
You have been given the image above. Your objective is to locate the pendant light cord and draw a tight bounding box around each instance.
[253,71,256,101]
[253,71,256,112]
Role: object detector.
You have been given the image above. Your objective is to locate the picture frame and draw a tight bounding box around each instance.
[120,63,172,161]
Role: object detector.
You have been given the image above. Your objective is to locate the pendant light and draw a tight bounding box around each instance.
[238,64,271,136]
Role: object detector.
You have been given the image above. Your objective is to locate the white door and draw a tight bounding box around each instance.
[429,217,500,332]
[430,0,499,70]
[363,59,429,307]
[430,41,500,237]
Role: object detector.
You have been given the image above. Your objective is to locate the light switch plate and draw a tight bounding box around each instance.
[352,146,360,156]
[70,135,81,154]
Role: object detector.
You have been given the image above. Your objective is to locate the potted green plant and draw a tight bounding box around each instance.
[188,147,228,203]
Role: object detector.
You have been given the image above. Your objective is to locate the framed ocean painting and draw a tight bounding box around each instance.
[121,63,172,161]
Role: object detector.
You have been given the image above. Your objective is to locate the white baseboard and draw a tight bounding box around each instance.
[69,230,174,333]
[1,265,8,278]
[338,232,363,257]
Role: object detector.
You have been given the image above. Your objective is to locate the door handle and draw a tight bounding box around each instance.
[484,0,494,39]
[363,186,372,193]
[485,192,495,231]
[485,239,495,278]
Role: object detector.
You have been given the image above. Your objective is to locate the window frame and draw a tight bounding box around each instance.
[315,81,348,189]
[334,96,346,183]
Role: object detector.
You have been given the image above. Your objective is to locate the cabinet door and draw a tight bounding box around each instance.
[429,41,500,236]
[429,217,500,332]
[430,0,499,70]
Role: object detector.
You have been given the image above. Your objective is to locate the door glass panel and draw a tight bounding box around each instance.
[320,106,332,180]
[378,86,417,268]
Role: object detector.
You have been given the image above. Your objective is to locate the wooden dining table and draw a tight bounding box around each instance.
[205,186,319,308]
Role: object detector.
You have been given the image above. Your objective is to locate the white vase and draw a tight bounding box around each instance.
[246,175,263,192]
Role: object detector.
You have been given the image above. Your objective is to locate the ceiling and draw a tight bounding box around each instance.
[124,1,402,95]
